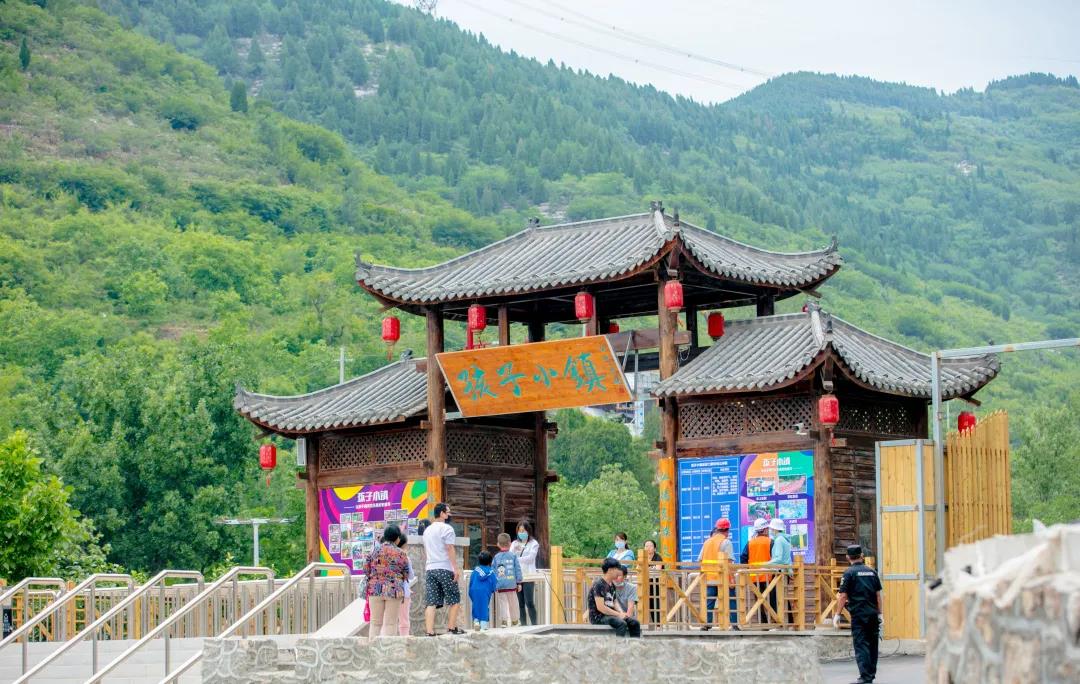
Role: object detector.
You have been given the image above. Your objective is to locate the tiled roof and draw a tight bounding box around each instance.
[355,210,841,305]
[234,358,428,433]
[653,309,999,400]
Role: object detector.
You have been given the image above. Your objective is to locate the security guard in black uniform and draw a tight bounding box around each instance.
[834,544,883,684]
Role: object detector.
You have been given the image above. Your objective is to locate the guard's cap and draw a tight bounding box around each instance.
[768,518,786,532]
[753,518,768,531]
[715,518,731,531]
[846,544,863,557]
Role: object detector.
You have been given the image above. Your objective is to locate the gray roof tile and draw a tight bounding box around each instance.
[234,358,428,433]
[356,210,841,305]
[654,309,999,400]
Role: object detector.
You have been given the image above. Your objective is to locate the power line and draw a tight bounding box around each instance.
[454,0,748,91]
[504,0,772,79]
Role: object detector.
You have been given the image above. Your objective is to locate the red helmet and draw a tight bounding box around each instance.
[715,518,731,531]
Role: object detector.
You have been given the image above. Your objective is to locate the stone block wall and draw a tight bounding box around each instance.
[925,523,1080,683]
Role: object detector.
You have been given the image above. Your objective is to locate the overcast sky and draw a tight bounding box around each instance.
[404,0,1080,104]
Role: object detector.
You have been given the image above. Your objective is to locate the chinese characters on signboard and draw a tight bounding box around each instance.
[319,479,430,573]
[437,336,632,417]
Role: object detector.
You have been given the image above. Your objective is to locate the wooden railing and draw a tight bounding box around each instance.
[548,546,872,630]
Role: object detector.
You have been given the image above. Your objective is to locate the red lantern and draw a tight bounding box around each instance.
[958,411,977,433]
[574,292,594,323]
[381,316,400,344]
[818,394,840,427]
[467,304,487,332]
[707,312,725,340]
[259,443,276,487]
[607,322,620,334]
[664,280,684,313]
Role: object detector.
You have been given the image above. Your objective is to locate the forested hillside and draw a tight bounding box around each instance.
[0,0,1076,577]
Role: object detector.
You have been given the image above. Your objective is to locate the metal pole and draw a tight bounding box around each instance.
[339,347,345,384]
[253,523,261,566]
[930,352,945,572]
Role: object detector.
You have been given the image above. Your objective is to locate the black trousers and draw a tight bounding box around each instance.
[850,614,880,681]
[596,615,641,637]
[516,581,537,625]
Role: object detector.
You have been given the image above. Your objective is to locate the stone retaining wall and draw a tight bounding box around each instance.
[203,632,823,683]
[925,523,1080,683]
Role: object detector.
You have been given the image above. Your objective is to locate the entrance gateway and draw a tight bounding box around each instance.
[234,201,999,571]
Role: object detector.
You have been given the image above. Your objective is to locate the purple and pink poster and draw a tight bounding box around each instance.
[319,479,430,572]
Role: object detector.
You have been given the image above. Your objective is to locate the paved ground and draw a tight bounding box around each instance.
[822,655,925,684]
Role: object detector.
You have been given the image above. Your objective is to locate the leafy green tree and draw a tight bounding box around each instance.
[1011,392,1080,531]
[549,465,658,558]
[342,46,368,85]
[246,39,265,77]
[230,80,248,113]
[161,96,210,130]
[0,431,96,580]
[19,37,30,71]
[203,24,238,74]
[120,270,168,317]
[550,409,656,499]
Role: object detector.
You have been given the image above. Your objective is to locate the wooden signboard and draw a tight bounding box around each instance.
[436,336,633,417]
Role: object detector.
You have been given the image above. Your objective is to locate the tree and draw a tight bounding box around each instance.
[0,431,96,580]
[550,409,656,499]
[230,81,248,113]
[1011,392,1080,531]
[246,39,265,77]
[549,465,658,558]
[342,46,369,85]
[19,37,30,71]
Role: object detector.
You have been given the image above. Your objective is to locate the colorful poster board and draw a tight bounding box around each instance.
[677,450,815,563]
[436,336,631,417]
[319,479,431,572]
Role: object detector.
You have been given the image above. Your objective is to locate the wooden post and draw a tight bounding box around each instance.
[549,546,564,624]
[534,411,550,567]
[756,294,775,317]
[305,438,320,563]
[686,303,699,350]
[426,308,446,503]
[657,279,679,563]
[637,550,649,627]
[813,396,835,564]
[497,305,510,346]
[584,298,598,336]
[795,555,806,630]
[527,320,544,343]
[720,558,731,629]
[574,567,585,623]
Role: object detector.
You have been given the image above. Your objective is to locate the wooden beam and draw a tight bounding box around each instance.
[426,308,447,504]
[756,295,776,317]
[317,462,431,488]
[531,322,549,567]
[527,320,545,343]
[605,328,690,352]
[813,394,835,563]
[657,277,679,563]
[305,438,320,563]
[498,306,510,346]
[687,303,699,350]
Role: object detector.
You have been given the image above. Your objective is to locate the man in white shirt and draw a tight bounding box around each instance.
[422,502,463,636]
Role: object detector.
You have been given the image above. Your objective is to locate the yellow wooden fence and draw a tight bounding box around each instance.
[946,410,1012,546]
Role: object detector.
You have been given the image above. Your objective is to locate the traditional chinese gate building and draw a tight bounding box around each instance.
[234,202,999,569]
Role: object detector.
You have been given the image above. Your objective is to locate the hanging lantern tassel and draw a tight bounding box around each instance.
[382,316,400,361]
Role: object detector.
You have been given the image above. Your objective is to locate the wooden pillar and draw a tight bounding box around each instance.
[305,438,320,562]
[529,318,550,566]
[527,320,544,343]
[687,303,699,350]
[584,298,598,336]
[497,305,510,346]
[426,308,447,503]
[813,395,835,563]
[657,279,679,563]
[756,295,775,317]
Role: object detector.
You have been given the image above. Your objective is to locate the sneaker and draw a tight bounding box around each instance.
[512,620,520,627]
[472,620,480,631]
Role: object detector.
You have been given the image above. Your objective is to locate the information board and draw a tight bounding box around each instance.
[319,479,431,572]
[677,450,815,563]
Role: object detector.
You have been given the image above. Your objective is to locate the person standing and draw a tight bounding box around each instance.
[747,518,773,623]
[699,518,736,629]
[767,518,793,626]
[422,502,464,636]
[362,525,410,639]
[587,558,641,637]
[467,550,498,630]
[642,539,662,625]
[510,520,540,626]
[606,532,635,562]
[492,533,523,627]
[835,545,884,684]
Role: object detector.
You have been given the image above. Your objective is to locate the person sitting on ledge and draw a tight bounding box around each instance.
[588,558,641,637]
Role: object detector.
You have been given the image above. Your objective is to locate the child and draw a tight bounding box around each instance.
[492,533,523,627]
[468,550,497,630]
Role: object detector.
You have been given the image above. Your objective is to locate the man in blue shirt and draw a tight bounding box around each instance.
[767,518,793,625]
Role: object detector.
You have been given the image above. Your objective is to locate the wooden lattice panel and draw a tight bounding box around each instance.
[679,397,813,440]
[320,430,427,471]
[447,428,534,469]
[837,401,920,437]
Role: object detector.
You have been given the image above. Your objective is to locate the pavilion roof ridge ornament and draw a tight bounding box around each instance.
[653,310,999,401]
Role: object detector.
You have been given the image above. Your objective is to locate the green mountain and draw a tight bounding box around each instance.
[0,0,1076,573]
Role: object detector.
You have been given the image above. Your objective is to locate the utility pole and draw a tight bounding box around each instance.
[215,517,292,566]
[339,346,346,384]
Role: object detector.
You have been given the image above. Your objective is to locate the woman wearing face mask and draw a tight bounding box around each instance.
[606,532,636,562]
[509,520,540,625]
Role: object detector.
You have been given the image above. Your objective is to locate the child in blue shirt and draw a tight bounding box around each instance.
[467,550,497,630]
[492,533,523,627]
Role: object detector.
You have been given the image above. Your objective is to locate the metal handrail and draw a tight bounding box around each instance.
[156,562,350,684]
[13,570,203,684]
[86,566,274,684]
[0,573,132,675]
[0,578,66,637]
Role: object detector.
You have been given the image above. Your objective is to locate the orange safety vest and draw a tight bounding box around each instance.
[699,534,727,582]
[748,535,772,583]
